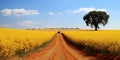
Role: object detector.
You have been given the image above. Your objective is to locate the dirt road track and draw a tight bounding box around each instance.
[25,33,96,60]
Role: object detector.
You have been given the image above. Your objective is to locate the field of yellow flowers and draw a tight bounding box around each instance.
[0,28,56,58]
[63,30,120,55]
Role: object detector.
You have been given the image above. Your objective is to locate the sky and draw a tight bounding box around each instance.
[0,0,120,29]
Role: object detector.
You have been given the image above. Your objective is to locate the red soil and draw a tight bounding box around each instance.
[25,33,96,60]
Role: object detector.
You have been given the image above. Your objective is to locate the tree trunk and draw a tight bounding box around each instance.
[95,27,97,31]
[94,23,98,31]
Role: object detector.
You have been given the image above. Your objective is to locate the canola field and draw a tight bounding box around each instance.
[63,30,120,55]
[0,28,56,58]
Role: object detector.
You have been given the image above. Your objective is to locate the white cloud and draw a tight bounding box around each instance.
[72,7,107,14]
[18,20,38,27]
[1,8,39,16]
[57,12,62,15]
[48,12,62,15]
[97,8,107,11]
[73,8,95,13]
[48,12,55,15]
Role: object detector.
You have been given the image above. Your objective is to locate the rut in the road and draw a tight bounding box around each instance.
[25,33,96,60]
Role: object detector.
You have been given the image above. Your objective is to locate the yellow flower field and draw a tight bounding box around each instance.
[0,28,56,58]
[63,30,120,54]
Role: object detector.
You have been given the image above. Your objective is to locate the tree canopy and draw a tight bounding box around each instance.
[83,11,109,30]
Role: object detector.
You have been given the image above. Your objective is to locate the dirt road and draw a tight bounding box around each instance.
[25,33,96,60]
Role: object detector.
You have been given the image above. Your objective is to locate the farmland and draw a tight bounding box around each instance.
[0,28,56,58]
[0,28,120,60]
[63,30,120,55]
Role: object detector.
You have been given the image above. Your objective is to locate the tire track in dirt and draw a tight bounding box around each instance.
[25,33,97,60]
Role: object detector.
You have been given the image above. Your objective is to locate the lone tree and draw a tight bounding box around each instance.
[83,11,109,30]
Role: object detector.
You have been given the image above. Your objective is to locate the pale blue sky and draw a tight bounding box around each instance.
[0,0,120,29]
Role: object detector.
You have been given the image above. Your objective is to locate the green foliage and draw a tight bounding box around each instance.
[83,11,109,30]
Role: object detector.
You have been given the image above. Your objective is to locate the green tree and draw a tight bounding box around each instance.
[83,11,109,30]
